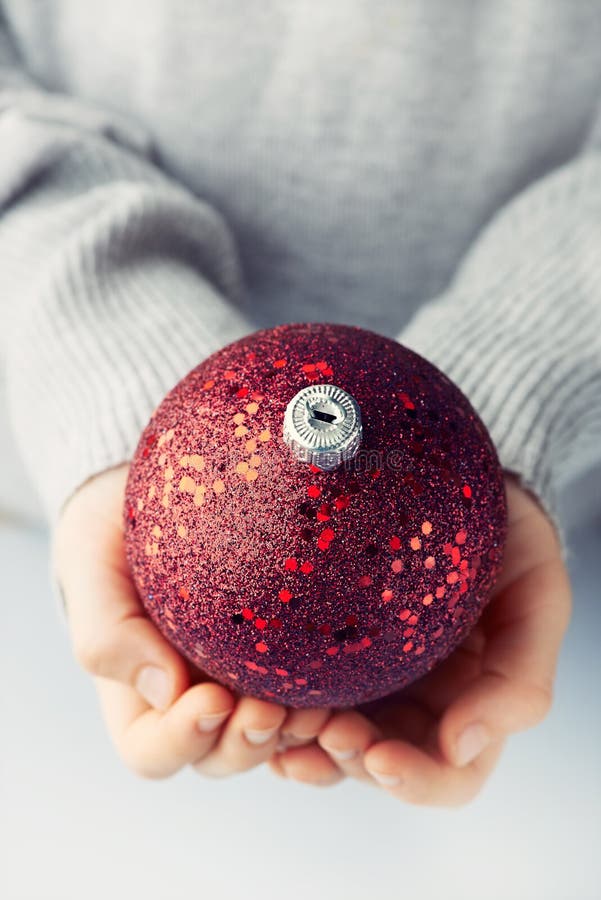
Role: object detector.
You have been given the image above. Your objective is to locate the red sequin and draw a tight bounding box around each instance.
[317,504,331,521]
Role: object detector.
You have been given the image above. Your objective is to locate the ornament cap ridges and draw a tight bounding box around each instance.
[282,383,362,470]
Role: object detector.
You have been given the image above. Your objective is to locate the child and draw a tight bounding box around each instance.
[2,2,599,803]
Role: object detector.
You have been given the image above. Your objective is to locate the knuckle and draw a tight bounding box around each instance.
[117,741,176,781]
[303,774,341,789]
[525,683,554,724]
[72,634,110,675]
[397,783,432,807]
[192,759,231,779]
[449,787,481,809]
[124,756,172,781]
[451,773,489,808]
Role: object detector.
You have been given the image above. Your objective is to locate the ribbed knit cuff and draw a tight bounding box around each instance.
[7,258,251,524]
[0,96,253,523]
[400,305,566,543]
[399,155,601,550]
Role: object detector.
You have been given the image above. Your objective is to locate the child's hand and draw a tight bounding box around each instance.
[53,465,329,779]
[270,475,572,804]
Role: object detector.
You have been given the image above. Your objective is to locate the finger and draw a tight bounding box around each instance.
[272,743,344,787]
[56,523,189,709]
[439,556,571,767]
[193,697,287,777]
[490,473,561,596]
[363,737,505,806]
[404,625,486,717]
[96,677,236,779]
[369,701,435,748]
[267,755,287,778]
[279,707,332,749]
[317,710,383,782]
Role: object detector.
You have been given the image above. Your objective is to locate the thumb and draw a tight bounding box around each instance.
[53,476,190,711]
[438,556,571,767]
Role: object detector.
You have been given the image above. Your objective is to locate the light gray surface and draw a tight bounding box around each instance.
[1,507,600,900]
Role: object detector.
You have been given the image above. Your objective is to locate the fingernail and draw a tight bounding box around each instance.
[322,746,358,761]
[366,769,402,787]
[244,726,279,745]
[455,723,490,766]
[198,711,231,733]
[136,665,171,710]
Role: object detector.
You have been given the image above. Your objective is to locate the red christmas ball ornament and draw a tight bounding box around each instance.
[124,323,507,708]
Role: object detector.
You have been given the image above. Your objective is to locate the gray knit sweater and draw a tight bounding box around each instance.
[1,1,600,526]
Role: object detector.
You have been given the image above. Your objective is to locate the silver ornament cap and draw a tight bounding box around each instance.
[283,383,362,470]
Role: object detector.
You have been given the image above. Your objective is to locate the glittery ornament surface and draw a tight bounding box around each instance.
[124,323,507,708]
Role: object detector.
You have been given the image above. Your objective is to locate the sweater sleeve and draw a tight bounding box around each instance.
[398,111,601,536]
[0,22,252,523]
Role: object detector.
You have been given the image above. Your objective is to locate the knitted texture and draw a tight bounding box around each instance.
[1,2,600,526]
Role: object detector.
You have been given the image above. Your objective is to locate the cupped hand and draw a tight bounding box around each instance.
[53,464,330,779]
[269,475,572,804]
